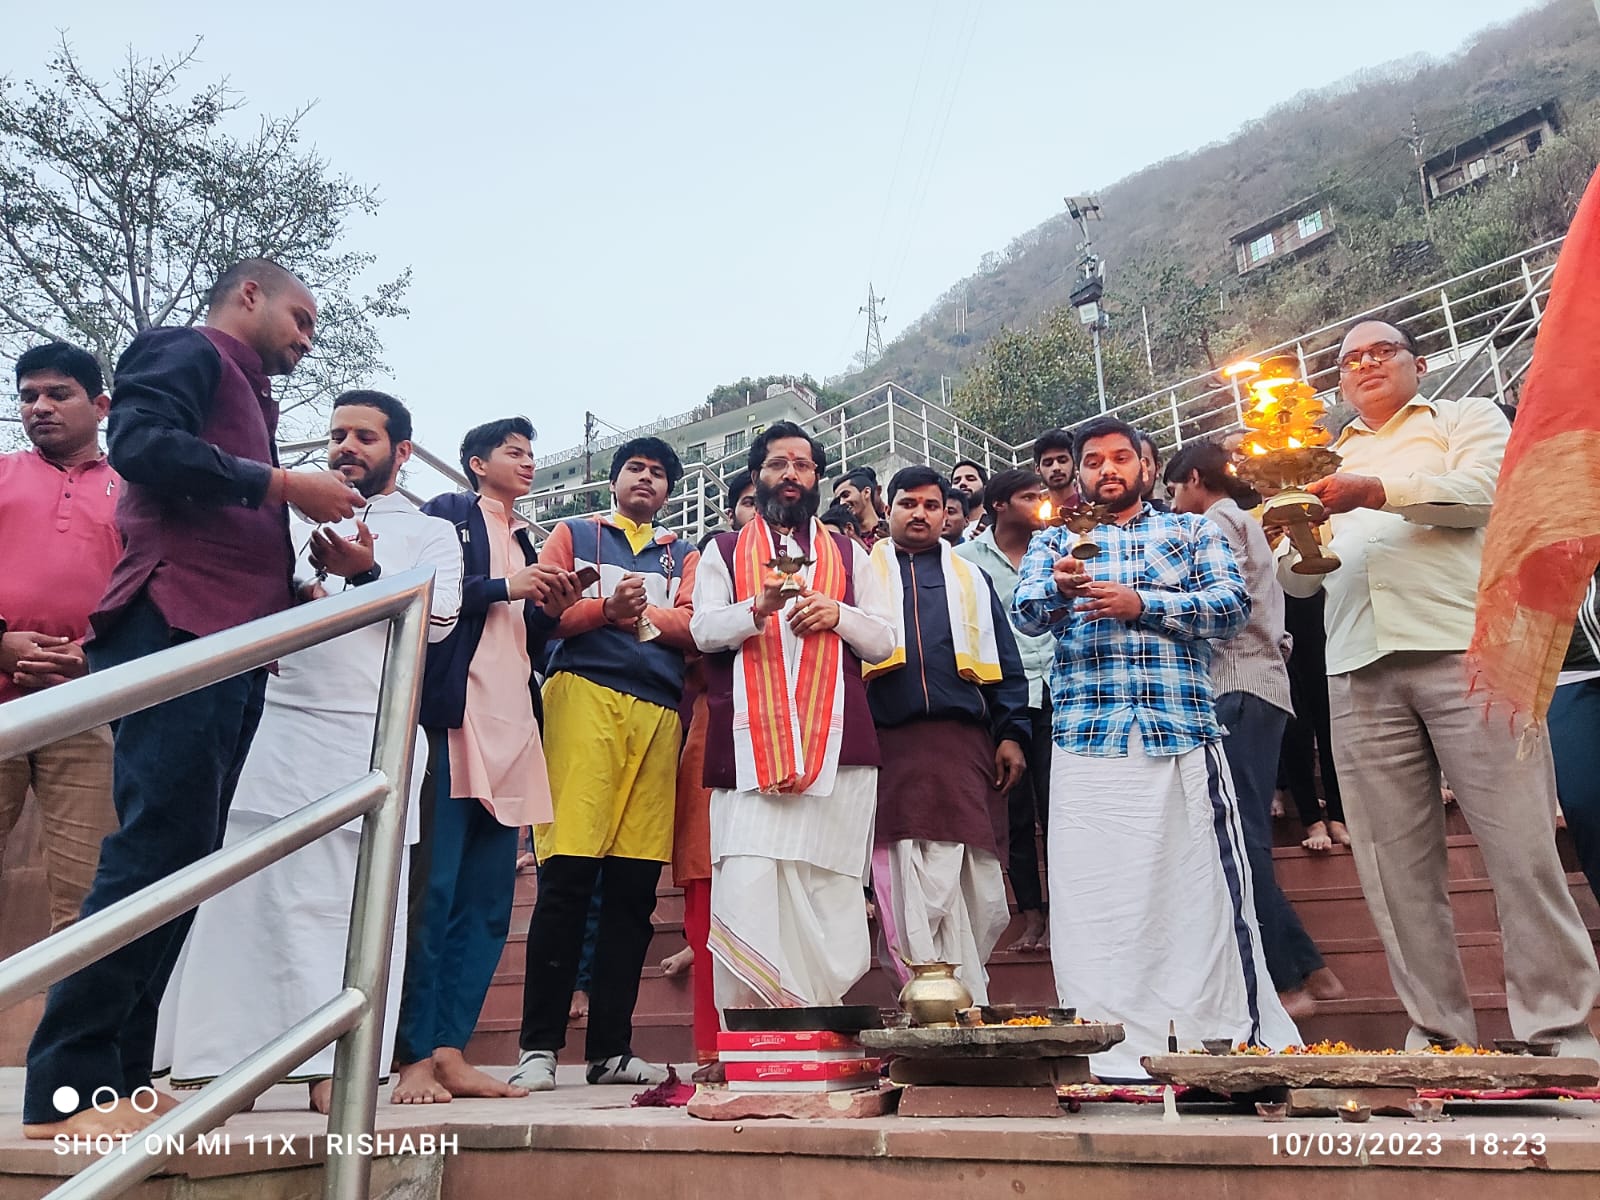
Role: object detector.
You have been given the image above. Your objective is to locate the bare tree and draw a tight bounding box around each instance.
[0,38,409,445]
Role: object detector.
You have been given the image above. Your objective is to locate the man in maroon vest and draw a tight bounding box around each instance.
[689,421,896,1010]
[23,259,363,1140]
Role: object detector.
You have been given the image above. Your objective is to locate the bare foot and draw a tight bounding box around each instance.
[149,1088,181,1115]
[1304,966,1346,1002]
[391,1058,452,1105]
[1008,910,1047,953]
[1557,809,1568,831]
[1301,821,1332,852]
[1271,790,1288,820]
[691,1060,726,1084]
[1440,785,1456,806]
[569,990,590,1021]
[1277,987,1317,1021]
[309,1079,333,1114]
[24,1098,158,1140]
[432,1048,528,1098]
[661,946,694,977]
[1034,921,1051,952]
[1328,820,1351,846]
[516,852,537,873]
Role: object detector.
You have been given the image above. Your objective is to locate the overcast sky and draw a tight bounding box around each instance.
[5,0,1545,475]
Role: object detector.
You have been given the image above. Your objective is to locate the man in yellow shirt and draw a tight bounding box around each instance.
[1279,319,1600,1054]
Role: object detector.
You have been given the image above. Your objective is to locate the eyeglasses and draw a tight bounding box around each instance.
[1337,341,1408,373]
[760,457,817,475]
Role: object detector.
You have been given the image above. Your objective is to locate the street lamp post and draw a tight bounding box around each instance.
[1066,196,1108,413]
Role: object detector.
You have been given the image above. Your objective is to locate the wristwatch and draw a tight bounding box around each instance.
[348,564,383,587]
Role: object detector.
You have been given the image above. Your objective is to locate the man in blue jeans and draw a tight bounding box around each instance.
[23,260,363,1139]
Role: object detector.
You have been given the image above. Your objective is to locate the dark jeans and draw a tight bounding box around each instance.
[1218,690,1325,993]
[536,859,602,993]
[1550,678,1600,908]
[1007,702,1052,913]
[395,736,518,1062]
[23,594,267,1123]
[519,854,660,1062]
[1280,592,1343,827]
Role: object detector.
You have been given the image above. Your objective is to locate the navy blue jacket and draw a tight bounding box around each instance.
[417,492,558,731]
[865,545,1031,747]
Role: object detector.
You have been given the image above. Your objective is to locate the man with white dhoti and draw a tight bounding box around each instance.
[690,421,896,1009]
[864,467,1028,1005]
[1013,417,1300,1080]
[157,391,461,1113]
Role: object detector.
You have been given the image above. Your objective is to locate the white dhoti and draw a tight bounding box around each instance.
[155,703,423,1084]
[708,766,877,1008]
[1048,728,1300,1080]
[872,840,1009,1005]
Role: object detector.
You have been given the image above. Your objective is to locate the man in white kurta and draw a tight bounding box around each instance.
[156,393,461,1111]
[690,423,896,1009]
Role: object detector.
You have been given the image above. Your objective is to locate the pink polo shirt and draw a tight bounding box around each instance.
[0,448,122,704]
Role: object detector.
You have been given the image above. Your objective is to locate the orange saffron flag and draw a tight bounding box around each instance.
[1470,164,1600,721]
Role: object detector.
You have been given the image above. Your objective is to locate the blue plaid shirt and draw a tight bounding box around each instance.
[1012,504,1249,757]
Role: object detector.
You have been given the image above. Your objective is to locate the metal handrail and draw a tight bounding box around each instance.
[0,569,434,1200]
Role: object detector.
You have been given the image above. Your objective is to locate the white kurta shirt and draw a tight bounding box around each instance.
[233,490,463,839]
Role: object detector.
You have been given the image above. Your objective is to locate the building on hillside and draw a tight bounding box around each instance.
[1423,100,1561,203]
[1228,195,1337,276]
[528,381,819,514]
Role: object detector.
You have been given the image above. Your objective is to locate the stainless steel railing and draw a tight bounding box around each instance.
[0,569,435,1200]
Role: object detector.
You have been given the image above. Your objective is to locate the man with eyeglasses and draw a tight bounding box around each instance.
[1278,319,1600,1056]
[690,421,896,1010]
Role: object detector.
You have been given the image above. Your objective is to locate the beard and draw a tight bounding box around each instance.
[1086,474,1141,513]
[756,477,821,530]
[336,451,396,499]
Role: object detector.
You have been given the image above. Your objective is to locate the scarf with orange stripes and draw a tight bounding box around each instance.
[731,517,848,795]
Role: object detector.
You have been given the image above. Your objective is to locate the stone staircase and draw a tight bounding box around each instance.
[4,800,1594,1070]
[465,809,1600,1065]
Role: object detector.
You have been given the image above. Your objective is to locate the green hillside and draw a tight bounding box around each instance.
[842,0,1600,412]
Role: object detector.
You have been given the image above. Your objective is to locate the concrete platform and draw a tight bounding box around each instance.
[1,1067,1599,1199]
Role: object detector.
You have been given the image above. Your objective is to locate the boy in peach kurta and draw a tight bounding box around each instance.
[394,418,580,1105]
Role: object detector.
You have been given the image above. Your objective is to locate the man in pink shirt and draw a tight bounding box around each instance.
[0,342,122,932]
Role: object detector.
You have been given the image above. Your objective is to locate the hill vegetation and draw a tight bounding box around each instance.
[839,0,1600,440]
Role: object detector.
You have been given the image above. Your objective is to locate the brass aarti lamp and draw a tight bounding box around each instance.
[1227,356,1341,575]
[1039,497,1112,560]
[765,553,814,599]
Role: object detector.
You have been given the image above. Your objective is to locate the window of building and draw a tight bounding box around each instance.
[1297,211,1324,239]
[723,430,747,456]
[686,442,706,463]
[1248,232,1275,263]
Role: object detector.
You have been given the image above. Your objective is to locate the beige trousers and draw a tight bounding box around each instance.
[1329,651,1600,1053]
[0,724,116,932]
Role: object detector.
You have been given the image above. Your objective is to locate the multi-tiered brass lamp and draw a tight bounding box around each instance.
[1227,355,1342,575]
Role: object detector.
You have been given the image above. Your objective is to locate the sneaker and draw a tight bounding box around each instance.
[586,1054,668,1086]
[508,1050,558,1092]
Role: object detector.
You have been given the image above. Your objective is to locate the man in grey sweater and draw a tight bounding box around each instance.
[1165,441,1344,1018]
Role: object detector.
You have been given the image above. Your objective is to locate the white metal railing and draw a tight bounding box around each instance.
[0,571,434,1200]
[426,236,1562,545]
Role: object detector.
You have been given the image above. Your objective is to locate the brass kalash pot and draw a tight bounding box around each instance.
[897,961,973,1027]
[1227,355,1342,575]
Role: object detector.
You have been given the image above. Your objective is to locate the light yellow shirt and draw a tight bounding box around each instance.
[1277,395,1508,675]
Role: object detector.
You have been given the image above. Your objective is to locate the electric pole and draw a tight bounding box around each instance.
[860,284,886,370]
[1408,112,1433,233]
[583,410,596,482]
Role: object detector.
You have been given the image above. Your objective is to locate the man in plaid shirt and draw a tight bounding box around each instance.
[1013,417,1300,1079]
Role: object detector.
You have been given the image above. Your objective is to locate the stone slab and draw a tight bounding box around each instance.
[894,1085,1062,1119]
[1285,1087,1418,1116]
[888,1057,1091,1087]
[1142,1053,1600,1093]
[686,1085,896,1122]
[860,1022,1123,1059]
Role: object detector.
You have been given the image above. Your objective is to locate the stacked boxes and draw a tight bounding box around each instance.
[718,1030,883,1093]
